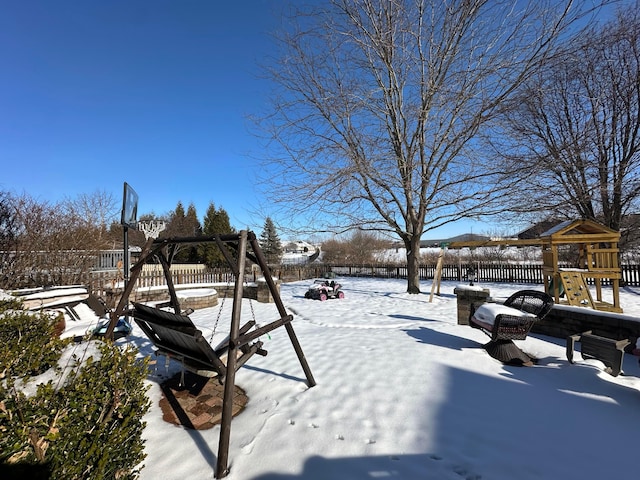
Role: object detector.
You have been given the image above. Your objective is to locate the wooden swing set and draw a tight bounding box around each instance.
[447,219,622,312]
[104,230,316,478]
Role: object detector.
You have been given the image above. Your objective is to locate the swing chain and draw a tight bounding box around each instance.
[210,296,225,342]
[209,276,229,344]
[208,273,265,344]
[246,279,269,340]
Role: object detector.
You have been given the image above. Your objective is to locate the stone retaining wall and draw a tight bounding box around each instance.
[454,286,640,343]
[175,289,218,311]
[532,306,640,342]
[212,280,280,303]
[105,280,280,311]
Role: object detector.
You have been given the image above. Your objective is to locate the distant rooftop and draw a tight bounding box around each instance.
[417,233,491,248]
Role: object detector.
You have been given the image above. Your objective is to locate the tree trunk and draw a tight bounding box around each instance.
[405,235,422,294]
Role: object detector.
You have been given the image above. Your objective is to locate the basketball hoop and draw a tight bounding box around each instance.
[138,220,166,240]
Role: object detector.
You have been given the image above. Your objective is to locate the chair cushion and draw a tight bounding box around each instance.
[472,303,536,328]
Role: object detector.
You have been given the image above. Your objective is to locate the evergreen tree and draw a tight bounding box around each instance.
[200,202,236,267]
[185,203,202,236]
[259,217,282,264]
[164,202,202,263]
[178,203,202,262]
[164,201,186,238]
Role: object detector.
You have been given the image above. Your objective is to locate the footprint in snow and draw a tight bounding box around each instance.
[453,465,482,480]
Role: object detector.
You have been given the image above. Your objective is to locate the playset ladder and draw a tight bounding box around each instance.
[559,270,594,308]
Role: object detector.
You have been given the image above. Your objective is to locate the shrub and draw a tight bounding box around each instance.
[0,299,68,378]
[0,301,150,479]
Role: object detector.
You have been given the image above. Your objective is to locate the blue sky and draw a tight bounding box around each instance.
[0,1,288,231]
[0,1,500,239]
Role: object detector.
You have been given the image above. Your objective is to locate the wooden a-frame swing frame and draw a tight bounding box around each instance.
[104,230,316,478]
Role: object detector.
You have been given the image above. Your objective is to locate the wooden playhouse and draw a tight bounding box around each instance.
[540,219,622,312]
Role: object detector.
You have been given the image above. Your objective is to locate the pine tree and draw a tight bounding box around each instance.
[200,202,236,267]
[164,201,186,238]
[185,203,202,236]
[164,202,202,263]
[179,203,202,262]
[259,217,282,264]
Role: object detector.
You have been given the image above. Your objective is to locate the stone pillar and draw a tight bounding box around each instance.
[256,279,280,303]
[454,285,491,325]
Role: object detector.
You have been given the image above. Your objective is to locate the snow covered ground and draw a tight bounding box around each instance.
[66,278,640,479]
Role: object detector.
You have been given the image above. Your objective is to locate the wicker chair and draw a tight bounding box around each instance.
[470,290,554,365]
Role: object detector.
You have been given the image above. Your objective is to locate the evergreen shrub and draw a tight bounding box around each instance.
[0,298,68,378]
[0,300,150,479]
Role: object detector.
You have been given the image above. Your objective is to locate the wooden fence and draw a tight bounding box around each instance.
[88,268,237,299]
[329,263,640,286]
[329,263,545,283]
[86,262,640,297]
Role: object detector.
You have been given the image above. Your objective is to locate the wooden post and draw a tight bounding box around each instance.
[429,248,445,302]
[104,237,155,340]
[216,231,247,479]
[248,233,317,388]
[157,250,181,314]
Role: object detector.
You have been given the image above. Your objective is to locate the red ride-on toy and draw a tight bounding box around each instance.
[304,279,345,301]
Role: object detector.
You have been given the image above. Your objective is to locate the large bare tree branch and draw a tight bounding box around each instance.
[494,3,640,249]
[257,0,609,292]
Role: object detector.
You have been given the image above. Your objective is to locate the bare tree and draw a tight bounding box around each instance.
[321,230,391,264]
[260,0,604,292]
[0,191,17,286]
[495,4,640,249]
[62,190,119,241]
[1,191,118,288]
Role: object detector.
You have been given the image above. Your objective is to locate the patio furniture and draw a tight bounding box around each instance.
[132,302,278,382]
[470,290,554,365]
[566,330,630,376]
[117,230,316,478]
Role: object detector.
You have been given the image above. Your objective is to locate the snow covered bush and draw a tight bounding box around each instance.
[0,298,68,379]
[0,299,150,479]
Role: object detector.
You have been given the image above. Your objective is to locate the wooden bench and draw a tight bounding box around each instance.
[132,302,285,381]
[566,330,630,376]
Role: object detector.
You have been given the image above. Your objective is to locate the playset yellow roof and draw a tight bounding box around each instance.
[538,219,619,244]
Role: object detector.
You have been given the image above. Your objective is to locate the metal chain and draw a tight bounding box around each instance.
[209,274,230,343]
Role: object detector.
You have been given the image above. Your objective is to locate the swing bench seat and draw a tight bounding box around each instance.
[132,302,290,380]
